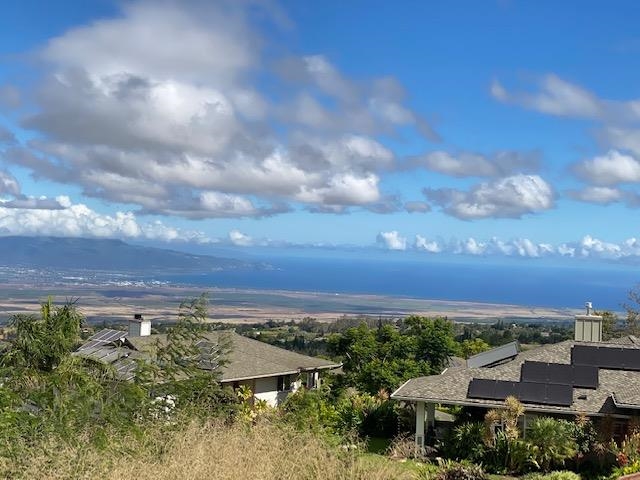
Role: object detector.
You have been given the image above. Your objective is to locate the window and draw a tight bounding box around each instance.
[277,375,291,392]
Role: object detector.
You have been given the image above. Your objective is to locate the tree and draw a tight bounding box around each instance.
[327,323,430,394]
[460,338,491,359]
[595,310,618,340]
[2,297,83,372]
[403,316,459,373]
[327,316,459,394]
[624,287,640,336]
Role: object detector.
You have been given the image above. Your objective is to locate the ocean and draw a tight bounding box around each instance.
[152,253,640,311]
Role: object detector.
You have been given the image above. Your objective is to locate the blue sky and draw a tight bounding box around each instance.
[1,0,640,262]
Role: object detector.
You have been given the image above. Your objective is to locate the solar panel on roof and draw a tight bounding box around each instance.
[466,341,519,368]
[521,361,548,383]
[623,348,640,370]
[494,381,519,398]
[521,361,595,388]
[518,381,545,404]
[79,329,126,351]
[88,329,125,342]
[573,365,598,389]
[599,348,620,368]
[545,383,573,407]
[467,379,497,399]
[468,378,574,407]
[572,345,597,366]
[572,345,640,371]
[550,364,573,385]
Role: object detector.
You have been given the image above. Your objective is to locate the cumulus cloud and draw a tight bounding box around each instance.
[424,174,554,219]
[491,75,602,118]
[0,170,66,210]
[572,150,640,185]
[410,150,539,178]
[0,171,20,196]
[601,127,640,156]
[404,201,431,213]
[491,75,640,202]
[228,229,253,247]
[567,186,623,205]
[0,196,210,242]
[415,235,441,252]
[2,1,438,218]
[377,231,406,250]
[376,232,640,262]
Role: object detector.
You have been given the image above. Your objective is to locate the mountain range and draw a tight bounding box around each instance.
[0,236,256,273]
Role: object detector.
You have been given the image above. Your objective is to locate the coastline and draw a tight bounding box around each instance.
[0,283,588,325]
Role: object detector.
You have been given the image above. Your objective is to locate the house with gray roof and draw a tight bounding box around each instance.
[392,304,640,447]
[74,315,341,407]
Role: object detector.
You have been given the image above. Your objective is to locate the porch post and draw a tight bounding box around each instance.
[415,401,425,446]
[426,402,435,429]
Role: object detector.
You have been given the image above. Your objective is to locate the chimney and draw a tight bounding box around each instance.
[574,301,602,342]
[128,313,151,337]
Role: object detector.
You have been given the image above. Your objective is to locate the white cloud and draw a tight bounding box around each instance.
[491,75,601,118]
[3,1,437,219]
[601,127,640,156]
[415,235,441,252]
[0,196,210,243]
[404,201,431,213]
[573,150,640,185]
[567,186,623,204]
[575,235,621,259]
[0,171,20,196]
[424,174,554,219]
[412,150,539,178]
[377,231,406,250]
[228,229,253,247]
[381,232,640,262]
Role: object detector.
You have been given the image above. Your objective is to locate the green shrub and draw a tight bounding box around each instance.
[482,431,537,474]
[524,470,581,480]
[434,460,488,480]
[612,459,640,479]
[526,417,577,472]
[281,387,338,433]
[440,422,486,463]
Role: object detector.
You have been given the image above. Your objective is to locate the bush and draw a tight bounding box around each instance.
[440,422,486,463]
[526,417,577,471]
[524,471,581,480]
[434,460,488,480]
[612,459,640,479]
[483,431,537,474]
[280,387,338,433]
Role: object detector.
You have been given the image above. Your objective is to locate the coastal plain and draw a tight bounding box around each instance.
[0,282,580,326]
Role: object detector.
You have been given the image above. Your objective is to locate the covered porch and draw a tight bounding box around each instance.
[413,401,455,448]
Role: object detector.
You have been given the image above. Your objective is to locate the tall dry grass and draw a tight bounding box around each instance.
[5,420,416,480]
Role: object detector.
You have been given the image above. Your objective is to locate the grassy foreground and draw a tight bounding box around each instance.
[2,420,417,480]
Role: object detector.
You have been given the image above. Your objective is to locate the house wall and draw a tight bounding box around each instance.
[254,376,279,406]
[252,375,303,407]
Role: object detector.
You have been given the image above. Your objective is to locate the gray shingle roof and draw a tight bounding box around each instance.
[127,331,341,382]
[391,336,640,417]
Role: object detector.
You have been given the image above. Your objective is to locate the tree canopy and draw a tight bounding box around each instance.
[327,316,458,394]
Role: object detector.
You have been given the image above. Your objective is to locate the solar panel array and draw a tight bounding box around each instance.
[195,339,222,371]
[466,341,520,368]
[467,378,573,406]
[572,345,640,371]
[78,329,127,351]
[521,361,599,389]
